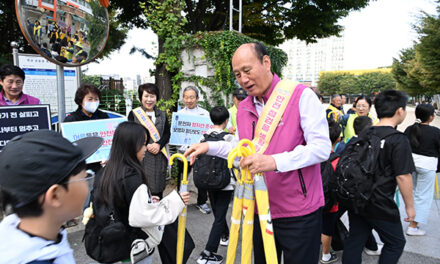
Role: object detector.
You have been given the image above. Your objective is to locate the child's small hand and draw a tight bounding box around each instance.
[180,192,190,205]
[152,196,160,203]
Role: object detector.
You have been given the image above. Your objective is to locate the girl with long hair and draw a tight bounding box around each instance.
[94,121,190,263]
[404,104,440,236]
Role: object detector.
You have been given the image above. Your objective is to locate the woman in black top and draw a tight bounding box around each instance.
[64,83,109,173]
[64,83,109,123]
[404,104,440,236]
[128,84,170,199]
[93,122,189,263]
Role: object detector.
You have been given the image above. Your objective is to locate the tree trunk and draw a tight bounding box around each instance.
[155,37,174,102]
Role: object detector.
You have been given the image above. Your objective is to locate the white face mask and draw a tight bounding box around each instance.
[83,101,99,113]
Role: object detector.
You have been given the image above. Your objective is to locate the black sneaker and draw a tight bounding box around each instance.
[197,251,223,264]
[320,252,338,264]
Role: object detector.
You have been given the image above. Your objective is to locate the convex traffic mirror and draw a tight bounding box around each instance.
[15,0,109,67]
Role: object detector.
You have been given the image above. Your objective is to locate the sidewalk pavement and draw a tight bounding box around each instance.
[68,191,440,263]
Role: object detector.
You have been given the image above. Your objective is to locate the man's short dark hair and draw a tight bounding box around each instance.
[138,83,160,102]
[74,83,102,106]
[251,42,269,63]
[1,161,86,218]
[210,106,229,125]
[374,90,408,119]
[328,119,342,145]
[353,116,372,135]
[0,64,25,81]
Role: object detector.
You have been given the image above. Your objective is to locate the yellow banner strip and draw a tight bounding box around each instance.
[132,107,169,159]
[252,80,299,154]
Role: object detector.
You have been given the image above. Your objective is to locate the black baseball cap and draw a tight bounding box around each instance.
[233,88,247,100]
[0,130,103,208]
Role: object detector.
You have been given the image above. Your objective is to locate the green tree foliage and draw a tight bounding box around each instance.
[0,0,36,64]
[391,48,424,96]
[318,71,395,95]
[109,0,371,46]
[182,0,371,45]
[82,74,102,87]
[391,3,440,96]
[317,72,343,95]
[355,72,395,94]
[413,6,440,95]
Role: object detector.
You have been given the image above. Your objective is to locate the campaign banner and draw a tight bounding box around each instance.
[169,112,214,146]
[0,105,51,150]
[60,117,126,163]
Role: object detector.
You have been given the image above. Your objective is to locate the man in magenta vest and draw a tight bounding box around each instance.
[0,65,40,106]
[186,42,331,264]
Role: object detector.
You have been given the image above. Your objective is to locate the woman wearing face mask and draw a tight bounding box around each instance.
[64,83,109,122]
[128,83,170,199]
[63,83,109,226]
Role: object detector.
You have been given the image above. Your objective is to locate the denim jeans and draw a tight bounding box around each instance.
[342,212,406,264]
[412,167,436,224]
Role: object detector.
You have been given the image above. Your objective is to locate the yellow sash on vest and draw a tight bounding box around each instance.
[252,80,299,154]
[133,107,169,159]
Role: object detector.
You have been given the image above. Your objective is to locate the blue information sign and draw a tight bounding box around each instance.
[169,112,214,146]
[61,118,126,163]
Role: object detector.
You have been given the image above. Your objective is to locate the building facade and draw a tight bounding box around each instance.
[279,35,345,86]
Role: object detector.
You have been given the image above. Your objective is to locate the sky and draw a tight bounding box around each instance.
[86,0,438,78]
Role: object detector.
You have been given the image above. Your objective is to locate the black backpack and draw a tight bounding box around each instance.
[320,152,339,211]
[83,189,134,263]
[335,127,400,214]
[193,132,232,190]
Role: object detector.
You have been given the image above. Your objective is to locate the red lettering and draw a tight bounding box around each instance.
[262,124,270,132]
[268,110,276,118]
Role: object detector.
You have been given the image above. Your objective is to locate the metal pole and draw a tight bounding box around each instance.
[229,0,233,31]
[76,66,82,86]
[239,0,242,33]
[11,42,19,66]
[56,65,66,126]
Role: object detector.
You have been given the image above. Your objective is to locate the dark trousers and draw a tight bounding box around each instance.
[342,212,406,264]
[253,208,322,264]
[205,190,233,252]
[177,160,208,205]
[337,204,378,251]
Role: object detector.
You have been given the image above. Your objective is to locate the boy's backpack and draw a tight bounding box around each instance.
[83,189,134,263]
[335,127,400,214]
[193,132,231,190]
[320,152,340,211]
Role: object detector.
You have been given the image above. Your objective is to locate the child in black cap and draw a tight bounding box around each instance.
[0,130,102,263]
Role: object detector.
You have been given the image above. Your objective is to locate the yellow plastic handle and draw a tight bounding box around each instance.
[169,153,188,184]
[227,148,239,169]
[237,139,256,155]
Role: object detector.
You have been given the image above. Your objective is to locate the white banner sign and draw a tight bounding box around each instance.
[18,53,78,114]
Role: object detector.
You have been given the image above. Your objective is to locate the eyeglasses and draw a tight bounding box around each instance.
[66,170,95,186]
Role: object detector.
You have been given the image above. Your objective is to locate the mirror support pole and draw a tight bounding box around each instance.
[11,42,19,66]
[76,66,82,86]
[56,65,66,126]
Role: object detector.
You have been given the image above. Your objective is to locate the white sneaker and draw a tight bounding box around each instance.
[196,203,212,214]
[406,227,426,236]
[364,244,383,256]
[219,235,229,246]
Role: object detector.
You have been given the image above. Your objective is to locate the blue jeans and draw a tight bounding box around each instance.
[412,167,436,224]
[342,212,406,264]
